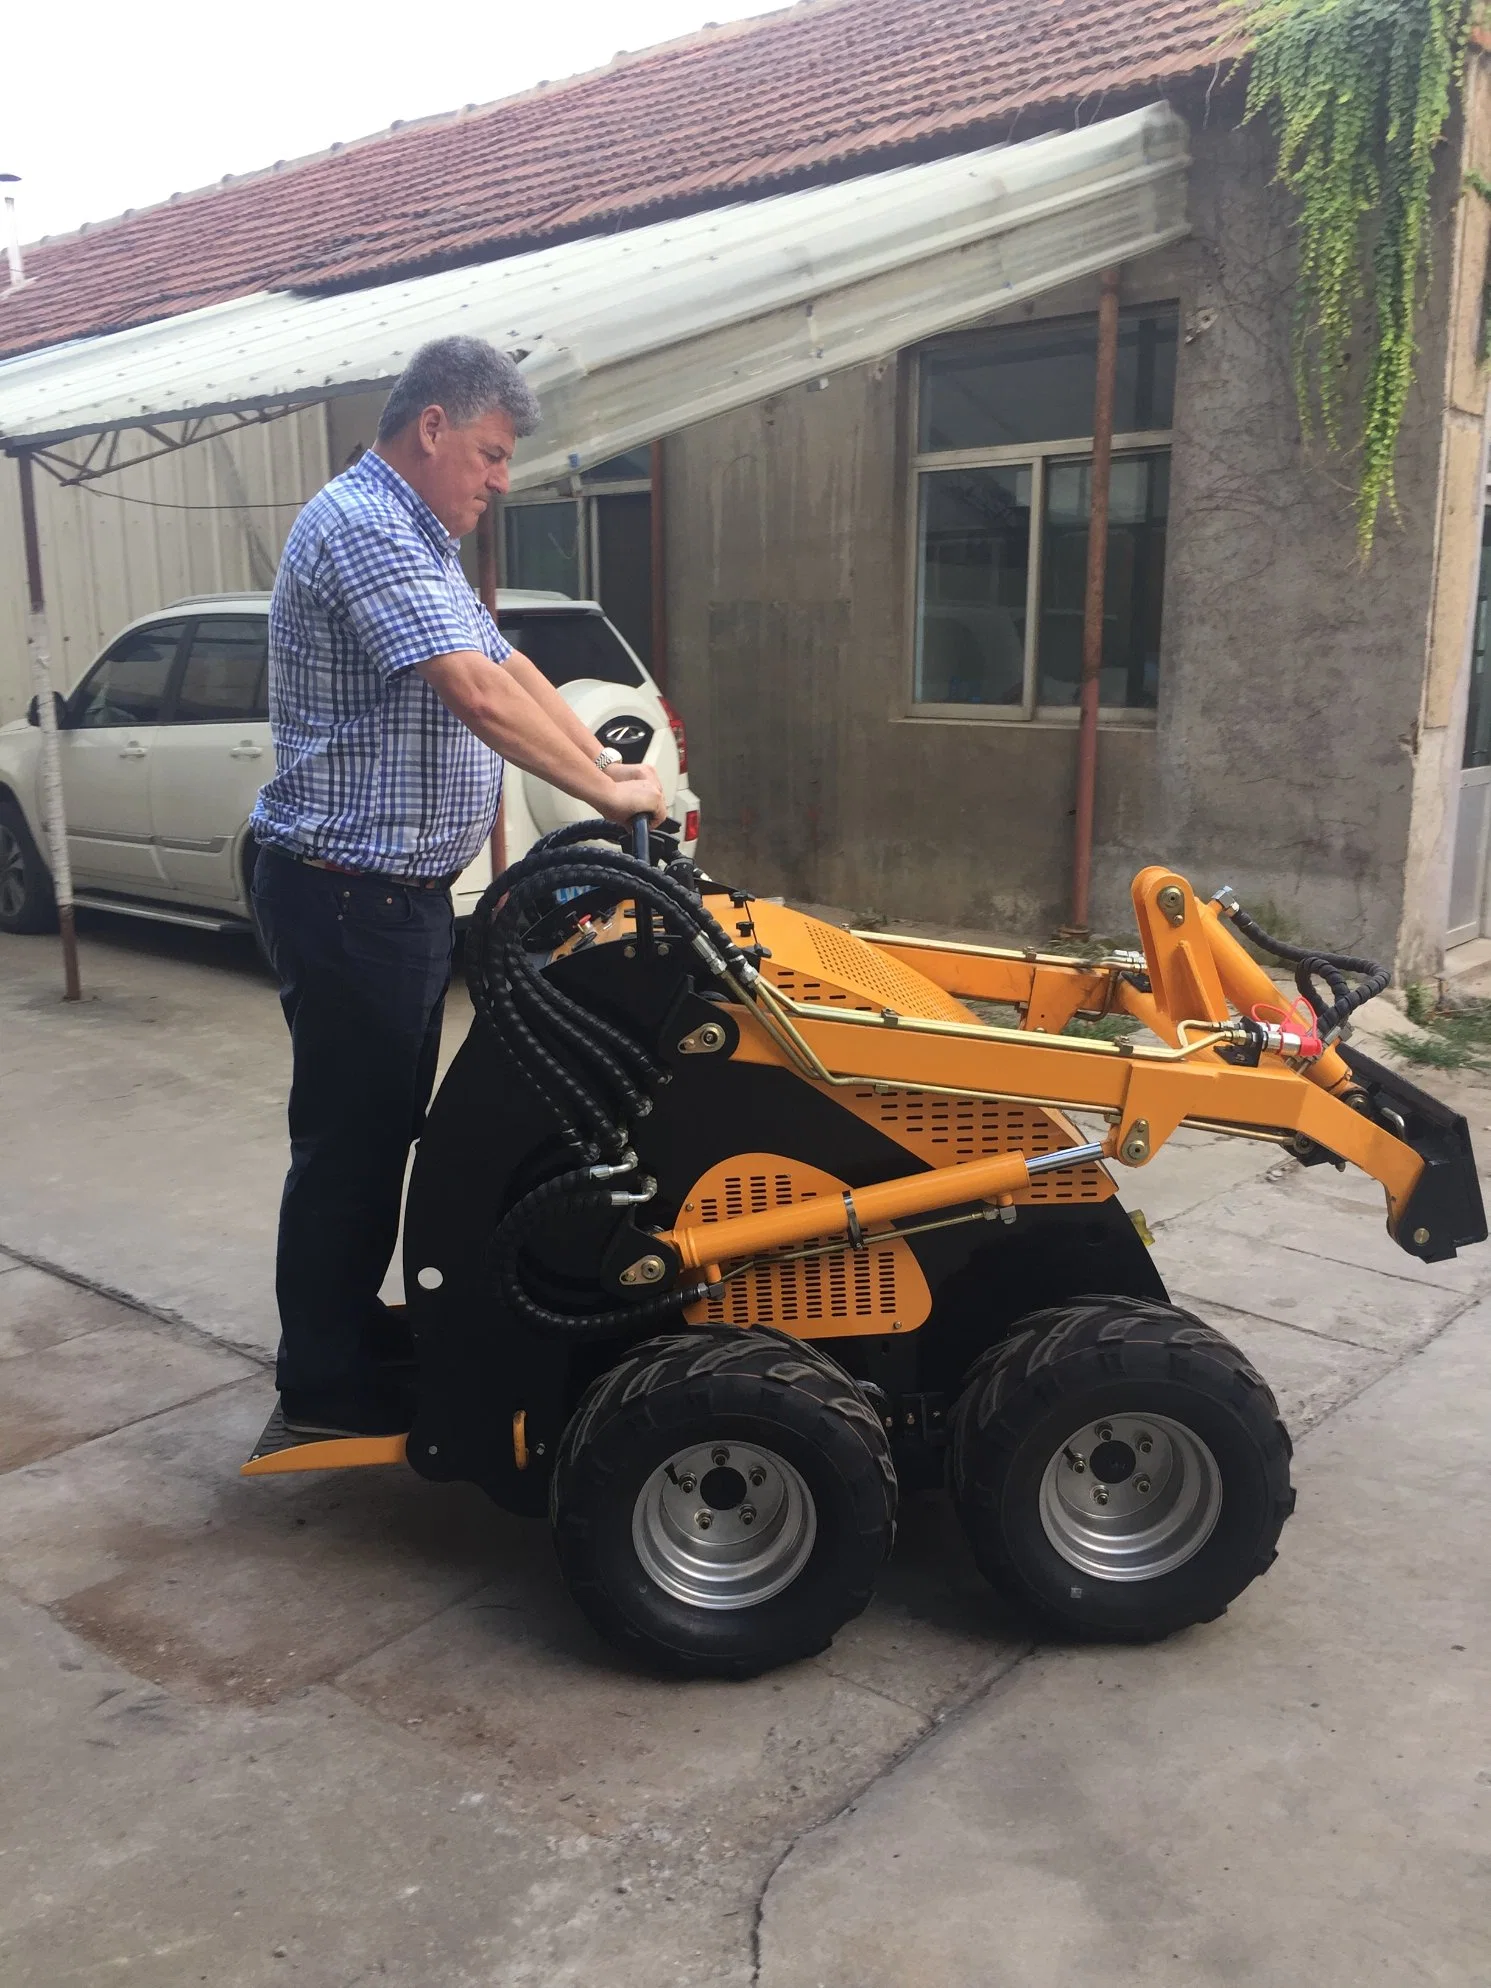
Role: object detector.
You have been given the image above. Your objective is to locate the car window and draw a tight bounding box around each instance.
[69,621,186,729]
[174,617,268,723]
[497,612,645,690]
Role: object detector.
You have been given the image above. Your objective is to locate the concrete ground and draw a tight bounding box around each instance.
[1,910,1489,1986]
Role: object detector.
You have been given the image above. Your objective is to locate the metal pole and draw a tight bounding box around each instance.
[1067,266,1122,938]
[17,450,81,1000]
[649,438,668,688]
[475,501,507,876]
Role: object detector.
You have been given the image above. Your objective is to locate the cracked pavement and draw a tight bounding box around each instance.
[2,914,1489,1985]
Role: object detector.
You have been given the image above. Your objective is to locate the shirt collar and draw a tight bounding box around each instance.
[355,449,462,558]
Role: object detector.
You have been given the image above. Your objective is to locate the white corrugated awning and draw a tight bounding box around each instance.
[0,104,1189,488]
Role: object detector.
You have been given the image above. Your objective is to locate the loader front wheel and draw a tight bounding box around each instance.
[951,1298,1294,1640]
[552,1327,896,1677]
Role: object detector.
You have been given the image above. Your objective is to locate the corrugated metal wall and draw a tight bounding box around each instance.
[0,406,329,722]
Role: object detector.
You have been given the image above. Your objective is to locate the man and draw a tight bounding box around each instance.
[251,335,663,1439]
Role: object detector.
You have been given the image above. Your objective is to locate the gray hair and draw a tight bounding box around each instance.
[376,335,540,441]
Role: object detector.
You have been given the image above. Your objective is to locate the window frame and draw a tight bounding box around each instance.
[65,618,190,730]
[905,312,1177,728]
[161,613,270,727]
[502,464,653,605]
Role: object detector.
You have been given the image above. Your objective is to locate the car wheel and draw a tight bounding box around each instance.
[951,1297,1295,1641]
[0,799,58,935]
[551,1326,897,1677]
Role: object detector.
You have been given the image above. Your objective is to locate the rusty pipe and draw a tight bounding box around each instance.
[1068,266,1122,935]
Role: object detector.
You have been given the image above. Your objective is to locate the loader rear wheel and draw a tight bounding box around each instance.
[951,1297,1294,1641]
[551,1326,896,1677]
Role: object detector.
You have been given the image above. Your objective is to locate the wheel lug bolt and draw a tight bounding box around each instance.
[1135,1476,1151,1494]
[678,1474,696,1493]
[1092,1486,1109,1506]
[740,1506,756,1525]
[749,1467,766,1487]
[1064,1447,1086,1473]
[712,1447,730,1466]
[1136,1437,1153,1455]
[1096,1425,1113,1442]
[695,1511,712,1529]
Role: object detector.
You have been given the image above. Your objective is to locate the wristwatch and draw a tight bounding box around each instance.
[594,746,623,771]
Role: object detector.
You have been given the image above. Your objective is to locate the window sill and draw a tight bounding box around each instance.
[897,705,1158,730]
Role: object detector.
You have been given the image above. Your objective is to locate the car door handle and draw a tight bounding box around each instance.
[118,743,148,759]
[229,743,264,760]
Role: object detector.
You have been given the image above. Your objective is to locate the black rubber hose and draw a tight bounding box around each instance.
[468,835,765,1319]
[491,1170,703,1340]
[1225,905,1390,1037]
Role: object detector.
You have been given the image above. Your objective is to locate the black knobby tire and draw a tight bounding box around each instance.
[552,1326,897,1677]
[0,798,58,935]
[951,1297,1294,1640]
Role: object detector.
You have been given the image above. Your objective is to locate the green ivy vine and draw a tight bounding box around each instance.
[1240,0,1479,554]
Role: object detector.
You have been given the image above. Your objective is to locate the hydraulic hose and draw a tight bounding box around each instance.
[1222,902,1389,1041]
[490,1168,709,1341]
[468,817,756,1337]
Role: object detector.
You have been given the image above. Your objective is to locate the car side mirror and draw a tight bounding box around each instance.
[26,690,67,729]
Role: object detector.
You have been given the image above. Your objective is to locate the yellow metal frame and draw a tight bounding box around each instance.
[657,868,1420,1280]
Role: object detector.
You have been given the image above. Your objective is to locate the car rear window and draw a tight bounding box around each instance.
[497,612,644,690]
[174,616,268,723]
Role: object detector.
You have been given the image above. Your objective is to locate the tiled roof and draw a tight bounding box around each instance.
[0,0,1238,363]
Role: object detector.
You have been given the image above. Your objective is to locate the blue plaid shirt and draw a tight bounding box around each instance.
[252,449,508,878]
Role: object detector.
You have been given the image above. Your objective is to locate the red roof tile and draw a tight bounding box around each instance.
[0,0,1239,363]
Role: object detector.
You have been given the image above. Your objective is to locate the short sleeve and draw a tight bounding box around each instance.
[475,601,513,664]
[313,519,483,678]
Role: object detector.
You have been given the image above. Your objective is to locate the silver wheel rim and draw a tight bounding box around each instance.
[0,823,26,920]
[632,1440,817,1610]
[1038,1412,1222,1582]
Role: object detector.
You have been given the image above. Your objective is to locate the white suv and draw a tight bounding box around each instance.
[0,591,701,940]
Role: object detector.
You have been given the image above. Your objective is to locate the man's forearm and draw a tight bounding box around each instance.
[500,648,606,761]
[416,650,614,810]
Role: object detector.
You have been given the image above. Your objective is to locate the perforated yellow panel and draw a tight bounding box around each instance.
[835,1088,1115,1204]
[679,1154,933,1337]
[746,901,972,1024]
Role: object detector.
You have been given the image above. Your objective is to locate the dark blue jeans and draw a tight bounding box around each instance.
[252,844,454,1398]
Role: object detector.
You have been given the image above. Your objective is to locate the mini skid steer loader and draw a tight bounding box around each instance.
[244,821,1486,1676]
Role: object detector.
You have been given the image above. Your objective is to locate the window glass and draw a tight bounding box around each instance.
[1464,511,1491,770]
[914,466,1031,706]
[918,308,1178,452]
[174,617,268,723]
[594,492,653,667]
[504,502,581,596]
[1037,452,1169,710]
[69,622,185,728]
[498,611,644,690]
[583,448,653,483]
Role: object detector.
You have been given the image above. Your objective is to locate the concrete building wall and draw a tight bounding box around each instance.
[666,105,1479,962]
[0,406,330,723]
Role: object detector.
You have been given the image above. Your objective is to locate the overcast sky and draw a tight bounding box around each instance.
[4,0,779,242]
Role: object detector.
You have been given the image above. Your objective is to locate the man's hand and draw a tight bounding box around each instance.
[599,762,666,826]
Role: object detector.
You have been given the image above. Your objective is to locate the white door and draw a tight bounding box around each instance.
[1448,512,1491,945]
[150,615,271,907]
[59,620,186,889]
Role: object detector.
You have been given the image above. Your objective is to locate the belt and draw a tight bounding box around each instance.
[279,849,459,892]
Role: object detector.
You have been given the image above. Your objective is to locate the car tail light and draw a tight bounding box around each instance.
[684,809,700,845]
[661,696,688,774]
